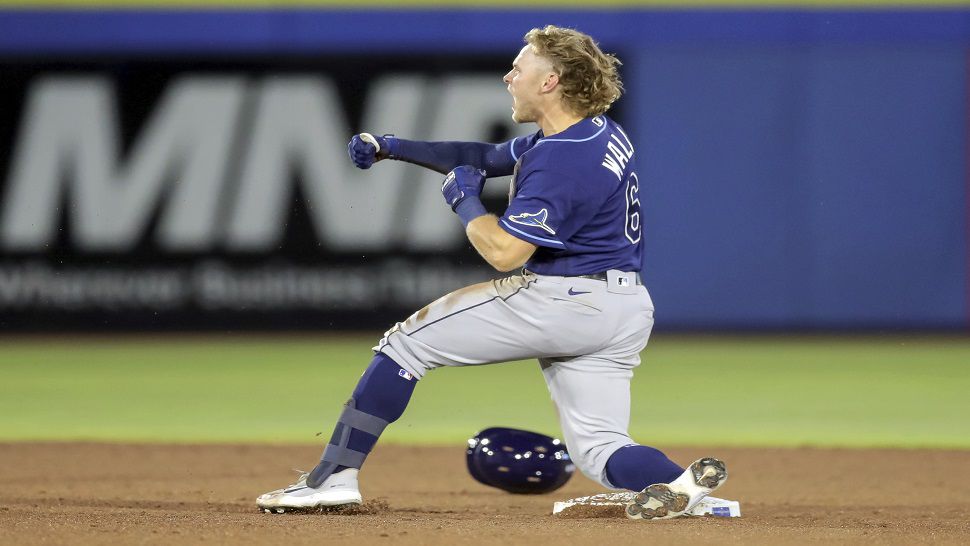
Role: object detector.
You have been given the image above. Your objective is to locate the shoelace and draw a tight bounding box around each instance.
[286,469,310,489]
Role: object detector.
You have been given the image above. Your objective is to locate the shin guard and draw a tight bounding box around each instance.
[306,398,389,488]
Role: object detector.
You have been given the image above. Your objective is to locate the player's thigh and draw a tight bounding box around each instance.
[375,275,553,375]
[597,287,655,367]
[376,274,646,377]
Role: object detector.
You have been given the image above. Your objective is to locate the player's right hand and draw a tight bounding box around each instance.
[441,165,487,211]
[347,133,389,169]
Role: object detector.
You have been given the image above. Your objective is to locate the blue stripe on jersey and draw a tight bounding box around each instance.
[533,124,607,147]
[499,218,566,248]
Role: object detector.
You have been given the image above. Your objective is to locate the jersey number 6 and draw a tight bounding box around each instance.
[624,172,641,245]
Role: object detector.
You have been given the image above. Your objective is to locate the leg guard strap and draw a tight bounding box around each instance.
[306,398,389,488]
[338,403,390,437]
[321,444,366,468]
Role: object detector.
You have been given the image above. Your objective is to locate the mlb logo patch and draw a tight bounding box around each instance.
[712,506,731,517]
[398,369,413,381]
[617,276,630,287]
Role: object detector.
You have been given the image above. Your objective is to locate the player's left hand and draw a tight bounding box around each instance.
[441,166,486,210]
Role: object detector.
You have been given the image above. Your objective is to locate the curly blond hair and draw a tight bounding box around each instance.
[524,25,623,117]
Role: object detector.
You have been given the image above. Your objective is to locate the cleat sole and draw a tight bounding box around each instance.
[690,458,728,489]
[257,500,363,514]
[625,483,689,520]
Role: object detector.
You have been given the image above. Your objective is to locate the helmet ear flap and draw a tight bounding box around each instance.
[465,427,575,494]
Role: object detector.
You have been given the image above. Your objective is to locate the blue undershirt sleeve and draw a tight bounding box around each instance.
[387,134,535,177]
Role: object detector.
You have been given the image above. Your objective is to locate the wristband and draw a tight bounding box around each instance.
[382,135,400,159]
[454,197,488,227]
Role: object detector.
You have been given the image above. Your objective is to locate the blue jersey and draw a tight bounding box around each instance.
[498,115,642,276]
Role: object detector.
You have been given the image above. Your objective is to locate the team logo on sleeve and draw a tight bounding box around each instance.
[509,209,556,235]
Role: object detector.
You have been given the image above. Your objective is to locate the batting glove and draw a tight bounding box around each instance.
[347,133,392,169]
[442,166,488,226]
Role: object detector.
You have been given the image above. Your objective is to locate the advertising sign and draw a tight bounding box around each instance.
[0,56,532,330]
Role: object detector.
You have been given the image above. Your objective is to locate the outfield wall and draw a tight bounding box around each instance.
[0,7,968,331]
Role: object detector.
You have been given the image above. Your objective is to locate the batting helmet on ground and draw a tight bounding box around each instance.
[466,427,575,494]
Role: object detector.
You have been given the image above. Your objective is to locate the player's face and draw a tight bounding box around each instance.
[503,45,554,124]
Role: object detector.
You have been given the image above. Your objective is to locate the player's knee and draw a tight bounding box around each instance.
[376,347,432,380]
[380,336,475,377]
[372,331,438,380]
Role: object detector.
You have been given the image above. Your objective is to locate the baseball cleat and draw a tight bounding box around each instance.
[256,468,362,513]
[626,457,728,521]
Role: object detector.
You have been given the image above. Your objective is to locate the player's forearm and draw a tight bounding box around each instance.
[390,139,514,177]
[466,215,535,272]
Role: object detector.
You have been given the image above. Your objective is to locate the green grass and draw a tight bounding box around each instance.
[1,335,968,448]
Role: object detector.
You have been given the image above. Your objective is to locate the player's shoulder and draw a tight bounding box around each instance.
[525,116,615,156]
[519,115,619,171]
[509,130,544,162]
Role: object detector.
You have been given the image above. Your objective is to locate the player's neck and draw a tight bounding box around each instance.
[536,105,584,137]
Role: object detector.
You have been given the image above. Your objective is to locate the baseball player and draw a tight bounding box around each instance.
[257,25,727,520]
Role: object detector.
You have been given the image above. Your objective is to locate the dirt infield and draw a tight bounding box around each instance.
[1,443,967,545]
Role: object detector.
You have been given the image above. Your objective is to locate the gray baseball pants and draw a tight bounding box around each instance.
[375,270,655,488]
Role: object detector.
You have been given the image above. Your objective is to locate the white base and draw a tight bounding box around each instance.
[552,493,741,518]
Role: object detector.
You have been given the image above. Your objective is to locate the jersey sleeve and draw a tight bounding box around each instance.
[499,167,583,250]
